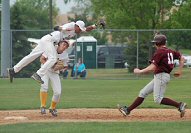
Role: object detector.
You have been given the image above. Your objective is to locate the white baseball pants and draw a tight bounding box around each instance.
[138,73,170,104]
[40,70,62,103]
[13,35,57,77]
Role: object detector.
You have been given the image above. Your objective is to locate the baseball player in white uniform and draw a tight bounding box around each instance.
[40,40,70,117]
[7,20,98,84]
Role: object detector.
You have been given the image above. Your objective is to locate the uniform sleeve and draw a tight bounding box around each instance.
[60,22,75,31]
[42,53,48,59]
[58,51,69,60]
[62,58,69,66]
[150,51,163,67]
[173,51,181,60]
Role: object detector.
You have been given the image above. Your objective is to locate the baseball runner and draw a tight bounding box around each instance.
[7,20,105,84]
[40,40,69,117]
[118,33,187,118]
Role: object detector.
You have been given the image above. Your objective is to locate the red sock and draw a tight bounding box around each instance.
[128,97,144,112]
[161,97,180,108]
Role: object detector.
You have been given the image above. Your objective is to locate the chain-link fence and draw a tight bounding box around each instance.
[1,29,191,79]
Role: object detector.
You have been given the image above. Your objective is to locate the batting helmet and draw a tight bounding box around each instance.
[151,34,167,45]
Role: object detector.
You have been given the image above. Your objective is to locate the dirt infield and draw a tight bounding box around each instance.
[0,108,191,125]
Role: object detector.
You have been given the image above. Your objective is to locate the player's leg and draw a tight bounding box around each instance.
[118,79,154,116]
[40,74,49,114]
[33,40,57,84]
[49,72,62,116]
[80,70,87,78]
[153,73,186,117]
[7,44,43,83]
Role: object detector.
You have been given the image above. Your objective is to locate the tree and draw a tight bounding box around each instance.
[11,0,59,77]
[163,0,191,50]
[65,0,108,45]
[64,0,191,70]
[90,0,191,70]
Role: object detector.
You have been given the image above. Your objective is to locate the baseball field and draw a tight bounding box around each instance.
[0,68,191,133]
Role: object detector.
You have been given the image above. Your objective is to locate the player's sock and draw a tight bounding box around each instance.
[128,97,144,112]
[161,97,180,108]
[50,101,57,109]
[40,91,48,107]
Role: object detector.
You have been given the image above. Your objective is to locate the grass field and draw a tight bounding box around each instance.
[0,77,190,110]
[0,122,191,133]
[0,68,191,133]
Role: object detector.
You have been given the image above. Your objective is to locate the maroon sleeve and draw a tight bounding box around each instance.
[150,51,161,67]
[173,51,181,60]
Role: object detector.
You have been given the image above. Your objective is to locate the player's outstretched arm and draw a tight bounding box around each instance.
[134,63,156,74]
[86,19,106,32]
[174,55,185,77]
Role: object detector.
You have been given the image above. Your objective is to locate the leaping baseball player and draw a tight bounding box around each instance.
[40,40,70,116]
[7,20,106,84]
[118,33,187,118]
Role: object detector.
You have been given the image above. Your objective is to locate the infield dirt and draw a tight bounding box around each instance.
[0,108,191,125]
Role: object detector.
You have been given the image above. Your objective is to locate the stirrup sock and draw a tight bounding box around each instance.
[50,101,57,109]
[40,91,48,107]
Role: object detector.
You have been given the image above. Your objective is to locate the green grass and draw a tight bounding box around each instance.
[0,69,191,132]
[0,122,191,133]
[179,49,191,55]
[0,73,190,110]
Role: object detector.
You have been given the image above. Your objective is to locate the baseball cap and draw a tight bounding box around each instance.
[151,34,167,45]
[75,20,86,31]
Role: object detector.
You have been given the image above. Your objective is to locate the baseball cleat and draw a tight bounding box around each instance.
[178,102,187,118]
[40,107,46,114]
[31,73,44,84]
[117,104,130,116]
[49,109,58,117]
[7,68,15,83]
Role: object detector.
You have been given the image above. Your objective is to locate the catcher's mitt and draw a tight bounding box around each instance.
[52,60,65,71]
[173,72,181,77]
[96,19,106,29]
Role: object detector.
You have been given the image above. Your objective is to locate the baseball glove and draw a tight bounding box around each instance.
[173,72,181,77]
[52,60,65,71]
[96,19,106,29]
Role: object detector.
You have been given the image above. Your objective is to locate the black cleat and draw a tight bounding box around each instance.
[178,102,187,118]
[31,73,44,84]
[117,104,130,116]
[7,68,15,83]
[40,107,46,114]
[49,109,57,117]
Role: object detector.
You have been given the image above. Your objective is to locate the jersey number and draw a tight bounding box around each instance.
[167,53,174,64]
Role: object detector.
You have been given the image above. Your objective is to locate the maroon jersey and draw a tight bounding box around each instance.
[151,47,181,74]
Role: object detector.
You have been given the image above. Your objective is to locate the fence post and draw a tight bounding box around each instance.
[1,0,10,77]
[136,31,139,68]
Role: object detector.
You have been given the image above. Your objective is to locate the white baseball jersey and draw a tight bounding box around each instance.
[49,22,77,44]
[13,22,76,78]
[40,50,69,103]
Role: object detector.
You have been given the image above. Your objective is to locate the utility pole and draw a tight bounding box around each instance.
[49,0,53,29]
[1,0,10,77]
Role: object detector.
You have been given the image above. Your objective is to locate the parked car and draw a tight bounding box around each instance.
[174,55,191,67]
[97,45,127,68]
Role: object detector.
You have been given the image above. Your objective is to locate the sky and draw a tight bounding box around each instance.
[10,0,76,14]
[56,0,77,14]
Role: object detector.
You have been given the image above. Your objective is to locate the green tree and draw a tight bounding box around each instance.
[66,0,107,45]
[163,0,191,50]
[11,0,58,77]
[65,0,191,70]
